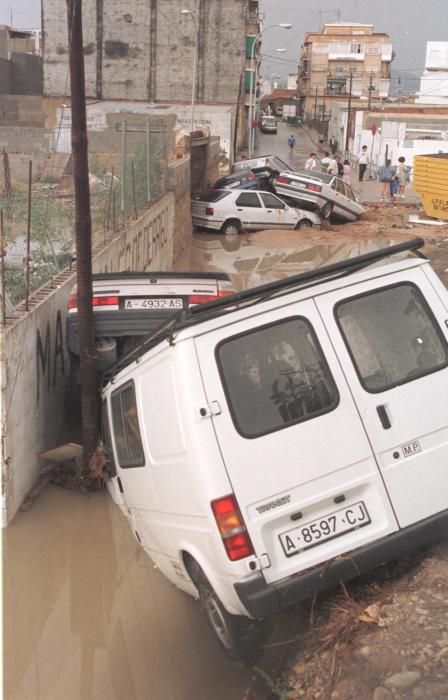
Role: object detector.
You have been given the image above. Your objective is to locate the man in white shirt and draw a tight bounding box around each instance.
[327,156,339,176]
[357,145,369,181]
[304,153,318,170]
[320,151,331,172]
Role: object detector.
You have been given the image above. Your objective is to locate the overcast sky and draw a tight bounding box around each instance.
[1,0,446,88]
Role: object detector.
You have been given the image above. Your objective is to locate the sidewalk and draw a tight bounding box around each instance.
[300,123,420,206]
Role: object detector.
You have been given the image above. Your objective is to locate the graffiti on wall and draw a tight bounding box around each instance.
[36,310,65,401]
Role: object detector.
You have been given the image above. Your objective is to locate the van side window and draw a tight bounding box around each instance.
[101,400,116,476]
[217,318,339,438]
[336,283,448,393]
[111,381,145,468]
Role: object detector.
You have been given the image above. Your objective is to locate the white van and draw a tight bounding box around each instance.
[101,238,448,662]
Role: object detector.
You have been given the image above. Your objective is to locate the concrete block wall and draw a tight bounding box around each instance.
[0,183,193,526]
[0,57,11,93]
[0,127,54,155]
[42,0,247,106]
[10,53,43,96]
[0,95,45,126]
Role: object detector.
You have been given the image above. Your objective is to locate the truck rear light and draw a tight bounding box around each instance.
[211,494,254,561]
[306,184,322,192]
[276,176,289,184]
[205,207,214,215]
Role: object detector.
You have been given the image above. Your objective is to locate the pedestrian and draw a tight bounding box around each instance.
[327,154,339,176]
[396,156,408,198]
[288,134,296,154]
[342,159,352,184]
[357,145,369,181]
[378,159,396,202]
[304,152,318,170]
[336,155,343,177]
[320,151,331,172]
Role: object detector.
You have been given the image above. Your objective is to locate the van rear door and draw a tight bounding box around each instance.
[315,266,448,528]
[195,299,399,585]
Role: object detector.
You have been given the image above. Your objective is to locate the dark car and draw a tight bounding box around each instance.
[232,155,291,188]
[211,168,258,191]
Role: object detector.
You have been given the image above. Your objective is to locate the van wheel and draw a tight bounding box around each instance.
[320,201,333,219]
[295,218,313,229]
[221,219,240,237]
[196,575,264,666]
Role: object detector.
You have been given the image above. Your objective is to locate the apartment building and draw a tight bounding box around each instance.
[417,42,448,105]
[297,22,393,122]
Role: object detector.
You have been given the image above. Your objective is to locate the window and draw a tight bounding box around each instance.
[101,401,117,477]
[217,318,339,438]
[260,193,286,209]
[336,284,448,393]
[334,178,345,194]
[235,192,261,208]
[344,183,356,201]
[111,381,145,467]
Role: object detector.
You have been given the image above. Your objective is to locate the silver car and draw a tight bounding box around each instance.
[273,170,365,222]
[191,189,321,235]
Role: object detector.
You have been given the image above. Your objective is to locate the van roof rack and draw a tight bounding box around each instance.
[105,238,425,381]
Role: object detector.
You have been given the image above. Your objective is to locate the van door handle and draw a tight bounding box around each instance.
[376,405,391,430]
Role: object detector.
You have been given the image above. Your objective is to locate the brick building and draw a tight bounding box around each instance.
[297,22,393,123]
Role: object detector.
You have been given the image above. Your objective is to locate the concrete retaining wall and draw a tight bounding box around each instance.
[0,182,191,526]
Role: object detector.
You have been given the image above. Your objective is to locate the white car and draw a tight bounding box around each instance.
[191,189,321,236]
[274,170,365,222]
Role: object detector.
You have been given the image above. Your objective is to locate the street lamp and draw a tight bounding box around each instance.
[248,23,292,157]
[181,9,198,134]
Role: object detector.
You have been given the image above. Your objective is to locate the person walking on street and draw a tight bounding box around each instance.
[396,156,408,198]
[305,153,318,170]
[288,134,296,154]
[327,154,339,176]
[357,145,369,181]
[378,159,396,202]
[342,159,352,184]
[320,151,331,172]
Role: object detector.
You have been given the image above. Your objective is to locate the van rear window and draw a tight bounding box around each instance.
[336,283,448,393]
[217,318,339,438]
[111,381,145,468]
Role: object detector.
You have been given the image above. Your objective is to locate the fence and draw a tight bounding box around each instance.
[1,128,169,312]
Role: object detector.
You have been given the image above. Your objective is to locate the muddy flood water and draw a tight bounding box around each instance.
[4,235,391,700]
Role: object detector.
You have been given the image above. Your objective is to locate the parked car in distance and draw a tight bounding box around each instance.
[211,168,258,191]
[191,189,321,236]
[66,272,234,410]
[232,155,291,187]
[273,170,365,222]
[260,115,277,134]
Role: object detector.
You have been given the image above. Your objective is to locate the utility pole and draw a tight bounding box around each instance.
[367,72,374,110]
[314,86,318,121]
[345,70,353,153]
[66,0,98,476]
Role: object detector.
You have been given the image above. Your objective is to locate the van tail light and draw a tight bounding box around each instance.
[306,183,322,192]
[276,176,289,184]
[188,289,234,306]
[205,207,214,215]
[68,293,119,311]
[211,494,254,561]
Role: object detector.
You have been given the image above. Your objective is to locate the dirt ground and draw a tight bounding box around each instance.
[244,201,448,700]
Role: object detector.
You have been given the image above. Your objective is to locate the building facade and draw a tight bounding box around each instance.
[297,22,393,122]
[417,42,448,105]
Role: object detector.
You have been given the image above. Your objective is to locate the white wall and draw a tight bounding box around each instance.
[1,192,179,526]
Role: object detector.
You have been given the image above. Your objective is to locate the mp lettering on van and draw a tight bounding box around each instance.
[401,440,421,457]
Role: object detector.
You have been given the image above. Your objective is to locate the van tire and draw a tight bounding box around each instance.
[197,577,263,666]
[221,219,240,237]
[320,201,333,219]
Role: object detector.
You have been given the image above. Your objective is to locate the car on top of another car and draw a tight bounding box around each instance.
[273,169,365,222]
[211,167,258,191]
[191,189,321,236]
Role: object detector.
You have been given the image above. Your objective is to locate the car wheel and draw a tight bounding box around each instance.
[221,219,240,237]
[320,201,333,219]
[295,218,313,229]
[197,575,264,666]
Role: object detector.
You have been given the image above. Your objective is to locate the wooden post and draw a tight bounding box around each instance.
[131,160,138,219]
[25,160,32,311]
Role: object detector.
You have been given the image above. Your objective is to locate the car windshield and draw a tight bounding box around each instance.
[192,190,231,202]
